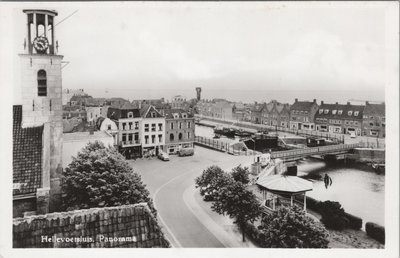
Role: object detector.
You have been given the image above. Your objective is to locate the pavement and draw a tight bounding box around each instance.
[128,146,255,248]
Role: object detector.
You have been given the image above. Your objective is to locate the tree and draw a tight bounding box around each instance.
[231,165,250,184]
[260,206,329,248]
[61,141,154,213]
[195,166,233,200]
[211,181,262,242]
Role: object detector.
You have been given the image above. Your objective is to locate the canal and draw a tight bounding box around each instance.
[297,159,385,227]
[196,124,385,227]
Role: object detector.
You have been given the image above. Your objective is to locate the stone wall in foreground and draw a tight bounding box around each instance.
[13,203,170,248]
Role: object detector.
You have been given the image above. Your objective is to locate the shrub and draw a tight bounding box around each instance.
[260,206,329,248]
[366,222,385,244]
[231,165,250,184]
[61,141,155,214]
[318,201,349,230]
[344,212,362,230]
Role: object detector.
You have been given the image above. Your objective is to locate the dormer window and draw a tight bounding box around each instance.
[37,70,47,96]
[354,111,359,116]
[173,113,179,119]
[128,112,134,118]
[182,113,187,119]
[348,111,353,116]
[151,112,156,118]
[338,110,343,115]
[332,110,337,115]
[324,109,329,114]
[319,109,323,114]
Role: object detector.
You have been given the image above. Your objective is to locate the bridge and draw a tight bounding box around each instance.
[270,143,363,162]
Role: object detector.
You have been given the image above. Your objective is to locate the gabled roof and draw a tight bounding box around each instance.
[140,104,163,118]
[257,175,313,194]
[13,105,43,196]
[251,103,266,112]
[107,106,141,120]
[363,102,385,116]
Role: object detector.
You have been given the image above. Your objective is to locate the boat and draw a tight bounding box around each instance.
[234,128,254,138]
[214,126,236,138]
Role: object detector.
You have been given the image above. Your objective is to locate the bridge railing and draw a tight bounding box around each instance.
[270,143,362,159]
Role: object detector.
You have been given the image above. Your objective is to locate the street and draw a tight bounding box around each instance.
[128,146,255,248]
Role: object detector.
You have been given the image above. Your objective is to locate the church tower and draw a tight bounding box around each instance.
[19,9,63,212]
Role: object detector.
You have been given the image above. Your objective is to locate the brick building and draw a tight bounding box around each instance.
[289,99,319,130]
[362,102,385,137]
[140,104,166,156]
[260,100,291,128]
[164,109,195,154]
[315,101,364,136]
[250,102,266,124]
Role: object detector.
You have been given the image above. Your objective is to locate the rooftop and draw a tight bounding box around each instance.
[63,131,113,142]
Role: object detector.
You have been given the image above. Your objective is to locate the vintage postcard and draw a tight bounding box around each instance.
[0,1,398,258]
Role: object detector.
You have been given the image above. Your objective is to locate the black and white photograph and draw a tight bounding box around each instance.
[0,1,398,257]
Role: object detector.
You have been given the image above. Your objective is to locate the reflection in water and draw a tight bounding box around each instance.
[298,158,385,227]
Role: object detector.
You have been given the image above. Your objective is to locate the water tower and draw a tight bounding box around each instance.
[196,87,202,101]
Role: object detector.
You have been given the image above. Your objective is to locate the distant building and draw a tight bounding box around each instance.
[108,102,142,159]
[196,100,213,117]
[171,95,187,109]
[196,87,202,101]
[140,105,166,156]
[164,109,195,154]
[250,102,266,124]
[289,99,319,130]
[62,131,114,167]
[211,100,234,120]
[62,89,85,105]
[86,106,102,126]
[62,105,87,120]
[232,102,248,121]
[314,101,364,136]
[362,102,385,137]
[261,100,291,128]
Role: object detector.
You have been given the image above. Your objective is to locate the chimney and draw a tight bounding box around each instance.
[295,98,298,102]
[366,101,369,105]
[321,101,324,105]
[347,102,350,105]
[313,99,316,103]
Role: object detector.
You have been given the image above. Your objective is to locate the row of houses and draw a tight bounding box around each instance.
[98,103,195,159]
[196,98,385,138]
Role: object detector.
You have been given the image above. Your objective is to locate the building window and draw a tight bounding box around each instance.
[348,111,353,116]
[134,133,139,143]
[151,123,156,132]
[178,133,183,140]
[158,134,162,143]
[128,133,133,142]
[354,111,359,116]
[170,133,174,141]
[129,122,132,130]
[151,135,155,144]
[107,125,111,130]
[122,133,127,142]
[151,112,156,118]
[170,122,174,130]
[135,122,139,129]
[37,70,47,96]
[182,113,187,118]
[332,110,337,115]
[122,123,126,130]
[338,110,343,115]
[145,135,149,144]
[144,124,149,132]
[158,123,163,131]
[187,122,191,128]
[128,112,134,118]
[324,109,329,114]
[187,132,191,139]
[179,122,182,129]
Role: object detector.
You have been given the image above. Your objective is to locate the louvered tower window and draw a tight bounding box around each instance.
[37,70,47,96]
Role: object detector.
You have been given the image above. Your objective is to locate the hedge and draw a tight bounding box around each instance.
[294,195,321,212]
[366,222,385,244]
[344,212,362,230]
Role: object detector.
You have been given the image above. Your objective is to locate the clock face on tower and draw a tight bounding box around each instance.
[33,36,49,54]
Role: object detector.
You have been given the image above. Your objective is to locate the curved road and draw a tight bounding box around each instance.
[129,146,253,247]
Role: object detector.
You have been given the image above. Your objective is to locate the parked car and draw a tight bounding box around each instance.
[178,147,195,157]
[158,151,170,161]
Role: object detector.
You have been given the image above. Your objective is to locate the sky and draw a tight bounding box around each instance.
[11,2,389,102]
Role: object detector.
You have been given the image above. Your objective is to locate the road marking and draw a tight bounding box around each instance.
[153,169,196,248]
